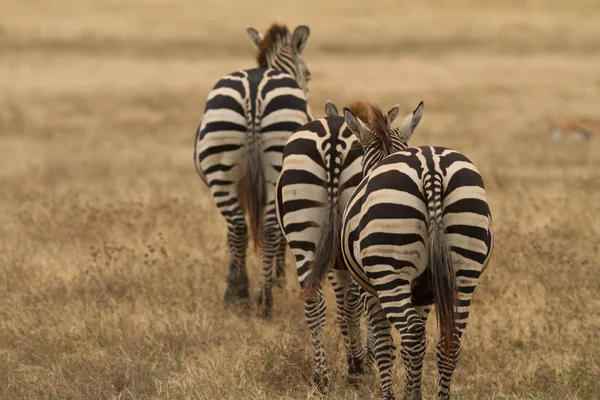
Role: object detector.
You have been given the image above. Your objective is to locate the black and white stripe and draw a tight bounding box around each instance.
[194,24,311,317]
[274,101,365,391]
[341,102,494,400]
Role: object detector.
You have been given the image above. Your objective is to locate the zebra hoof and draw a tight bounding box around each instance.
[256,306,272,320]
[223,286,249,306]
[346,371,364,386]
[346,356,366,385]
[256,295,272,319]
[402,390,422,400]
[224,274,249,305]
[273,276,286,289]
[313,371,330,394]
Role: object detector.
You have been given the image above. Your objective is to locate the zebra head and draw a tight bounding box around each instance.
[343,101,424,175]
[246,24,311,97]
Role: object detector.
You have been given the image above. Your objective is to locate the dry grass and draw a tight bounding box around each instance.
[1,0,599,399]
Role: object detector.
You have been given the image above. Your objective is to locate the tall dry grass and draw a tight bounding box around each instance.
[1,0,599,398]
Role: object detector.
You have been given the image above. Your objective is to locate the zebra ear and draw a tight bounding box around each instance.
[399,101,424,142]
[344,108,366,143]
[246,26,264,50]
[387,104,400,126]
[325,100,339,117]
[292,25,310,54]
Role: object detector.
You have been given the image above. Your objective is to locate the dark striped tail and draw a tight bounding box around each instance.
[302,202,341,299]
[245,119,266,252]
[425,172,456,356]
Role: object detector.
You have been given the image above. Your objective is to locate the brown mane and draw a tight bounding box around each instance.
[257,24,291,67]
[346,100,393,152]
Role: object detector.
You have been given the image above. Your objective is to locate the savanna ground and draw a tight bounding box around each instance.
[1,0,600,398]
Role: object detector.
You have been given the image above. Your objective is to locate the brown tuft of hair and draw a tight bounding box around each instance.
[346,100,394,154]
[256,24,291,67]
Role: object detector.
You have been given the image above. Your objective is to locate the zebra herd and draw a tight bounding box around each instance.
[194,23,494,400]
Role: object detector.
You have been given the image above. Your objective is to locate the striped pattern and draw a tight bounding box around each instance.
[194,27,311,316]
[274,103,364,391]
[341,102,494,400]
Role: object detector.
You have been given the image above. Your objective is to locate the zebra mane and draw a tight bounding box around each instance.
[257,24,291,68]
[346,100,394,153]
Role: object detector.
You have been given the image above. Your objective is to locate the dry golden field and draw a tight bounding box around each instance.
[1,0,600,399]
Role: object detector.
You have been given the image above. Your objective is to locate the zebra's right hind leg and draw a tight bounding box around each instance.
[273,235,287,288]
[328,270,365,385]
[223,213,250,304]
[256,222,279,319]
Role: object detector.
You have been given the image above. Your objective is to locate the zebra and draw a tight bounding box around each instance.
[194,24,312,317]
[275,100,392,391]
[334,101,494,400]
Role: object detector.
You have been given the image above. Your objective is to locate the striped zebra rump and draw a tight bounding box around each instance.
[276,116,362,286]
[197,68,308,246]
[342,146,494,305]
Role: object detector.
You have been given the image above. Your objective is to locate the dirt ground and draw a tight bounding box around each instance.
[1,0,599,399]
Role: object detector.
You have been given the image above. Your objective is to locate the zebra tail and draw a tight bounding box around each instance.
[425,175,457,357]
[244,120,267,253]
[302,202,341,300]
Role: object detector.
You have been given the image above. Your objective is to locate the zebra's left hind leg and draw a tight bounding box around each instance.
[273,236,287,288]
[362,292,397,400]
[223,213,250,305]
[376,278,426,400]
[304,288,329,393]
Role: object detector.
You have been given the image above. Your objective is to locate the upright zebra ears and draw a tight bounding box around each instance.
[387,104,400,126]
[292,25,310,54]
[399,101,424,142]
[344,108,369,143]
[325,100,339,117]
[246,26,264,50]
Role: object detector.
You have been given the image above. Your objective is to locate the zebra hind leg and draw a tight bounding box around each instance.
[305,290,330,393]
[223,217,250,304]
[273,235,287,288]
[344,279,366,384]
[327,270,365,385]
[256,223,279,319]
[377,279,426,400]
[362,292,397,400]
[366,316,376,366]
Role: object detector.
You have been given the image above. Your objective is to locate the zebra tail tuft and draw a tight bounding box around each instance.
[244,121,266,253]
[426,178,457,357]
[302,203,341,300]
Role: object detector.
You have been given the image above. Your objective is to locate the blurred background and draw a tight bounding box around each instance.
[1,1,599,399]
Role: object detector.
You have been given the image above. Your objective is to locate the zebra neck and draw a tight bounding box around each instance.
[265,49,297,80]
[362,152,385,176]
